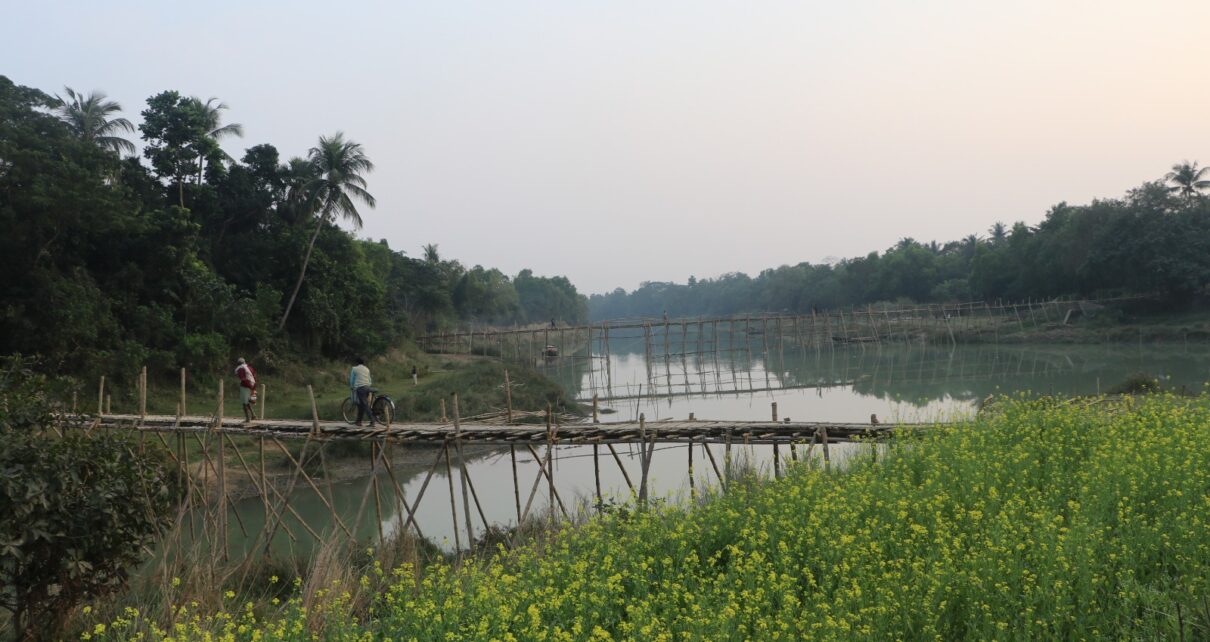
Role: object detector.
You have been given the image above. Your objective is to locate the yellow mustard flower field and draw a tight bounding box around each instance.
[90,395,1210,641]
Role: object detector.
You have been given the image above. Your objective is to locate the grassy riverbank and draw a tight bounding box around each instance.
[123,347,577,423]
[83,394,1210,641]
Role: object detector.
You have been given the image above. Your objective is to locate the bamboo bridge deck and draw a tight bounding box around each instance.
[89,413,920,445]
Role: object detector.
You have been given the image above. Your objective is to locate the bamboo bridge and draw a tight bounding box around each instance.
[417,297,1139,361]
[72,366,922,561]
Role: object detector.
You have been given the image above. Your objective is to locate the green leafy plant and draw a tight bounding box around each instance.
[0,358,174,641]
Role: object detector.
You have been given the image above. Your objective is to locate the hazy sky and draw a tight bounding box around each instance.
[6,1,1210,294]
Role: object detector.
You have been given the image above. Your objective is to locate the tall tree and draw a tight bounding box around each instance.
[191,96,243,184]
[1164,160,1210,200]
[52,87,135,155]
[423,243,440,263]
[139,91,214,207]
[278,133,376,330]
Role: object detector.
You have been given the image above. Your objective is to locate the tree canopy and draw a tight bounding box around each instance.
[590,179,1210,320]
[0,76,587,382]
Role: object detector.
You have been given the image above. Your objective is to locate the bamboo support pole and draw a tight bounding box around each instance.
[452,394,476,546]
[546,404,555,521]
[702,442,724,490]
[444,441,462,551]
[523,443,571,520]
[216,379,227,561]
[593,443,602,509]
[140,365,147,418]
[180,368,186,416]
[259,383,266,420]
[381,445,442,538]
[606,444,635,493]
[688,438,695,499]
[307,385,319,435]
[98,375,105,415]
[638,413,648,505]
[268,437,352,538]
[511,445,522,524]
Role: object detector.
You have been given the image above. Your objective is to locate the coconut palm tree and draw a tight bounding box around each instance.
[423,243,440,264]
[277,133,376,330]
[191,97,244,184]
[53,87,135,156]
[1164,161,1210,200]
[277,157,320,225]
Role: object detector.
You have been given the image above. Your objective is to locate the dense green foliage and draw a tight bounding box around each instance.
[0,359,174,640]
[88,395,1210,640]
[0,76,586,382]
[591,171,1210,319]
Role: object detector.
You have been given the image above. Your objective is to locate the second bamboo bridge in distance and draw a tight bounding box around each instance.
[415,296,1147,364]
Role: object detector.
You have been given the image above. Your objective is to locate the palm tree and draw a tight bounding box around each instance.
[423,243,440,264]
[1164,161,1210,200]
[277,133,376,330]
[988,222,1007,245]
[191,97,244,184]
[278,157,320,225]
[53,87,135,155]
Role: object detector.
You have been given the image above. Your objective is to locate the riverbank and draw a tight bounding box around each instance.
[81,393,1210,641]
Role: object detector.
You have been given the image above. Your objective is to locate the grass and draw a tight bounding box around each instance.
[82,393,1210,640]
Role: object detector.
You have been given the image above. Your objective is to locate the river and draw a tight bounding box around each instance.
[212,340,1210,554]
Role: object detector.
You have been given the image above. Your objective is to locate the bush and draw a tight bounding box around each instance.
[0,358,175,640]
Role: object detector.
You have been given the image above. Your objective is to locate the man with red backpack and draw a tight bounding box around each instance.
[235,357,257,423]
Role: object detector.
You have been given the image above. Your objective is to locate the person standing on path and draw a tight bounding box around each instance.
[349,357,375,426]
[411,365,418,386]
[235,357,257,423]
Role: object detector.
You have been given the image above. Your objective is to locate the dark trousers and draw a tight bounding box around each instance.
[355,386,373,424]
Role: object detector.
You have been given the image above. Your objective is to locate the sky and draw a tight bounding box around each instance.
[5,1,1210,294]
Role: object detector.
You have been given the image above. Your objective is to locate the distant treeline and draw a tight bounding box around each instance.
[0,76,586,378]
[590,168,1210,320]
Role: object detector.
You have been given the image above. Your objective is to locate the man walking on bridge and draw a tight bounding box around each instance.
[235,357,257,423]
[349,357,376,426]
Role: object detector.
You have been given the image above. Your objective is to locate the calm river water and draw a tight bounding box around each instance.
[216,340,1210,553]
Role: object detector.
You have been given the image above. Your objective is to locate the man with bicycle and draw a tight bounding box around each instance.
[348,357,377,426]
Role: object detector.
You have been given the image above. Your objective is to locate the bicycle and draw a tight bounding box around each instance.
[341,387,394,426]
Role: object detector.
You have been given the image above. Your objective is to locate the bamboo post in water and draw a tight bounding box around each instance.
[443,442,461,551]
[504,370,513,423]
[592,394,599,424]
[452,393,475,547]
[216,379,228,561]
[510,445,521,524]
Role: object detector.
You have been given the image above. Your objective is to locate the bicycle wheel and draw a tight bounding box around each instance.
[372,396,393,426]
[340,397,357,423]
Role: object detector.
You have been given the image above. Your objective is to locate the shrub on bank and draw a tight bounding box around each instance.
[88,395,1210,640]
